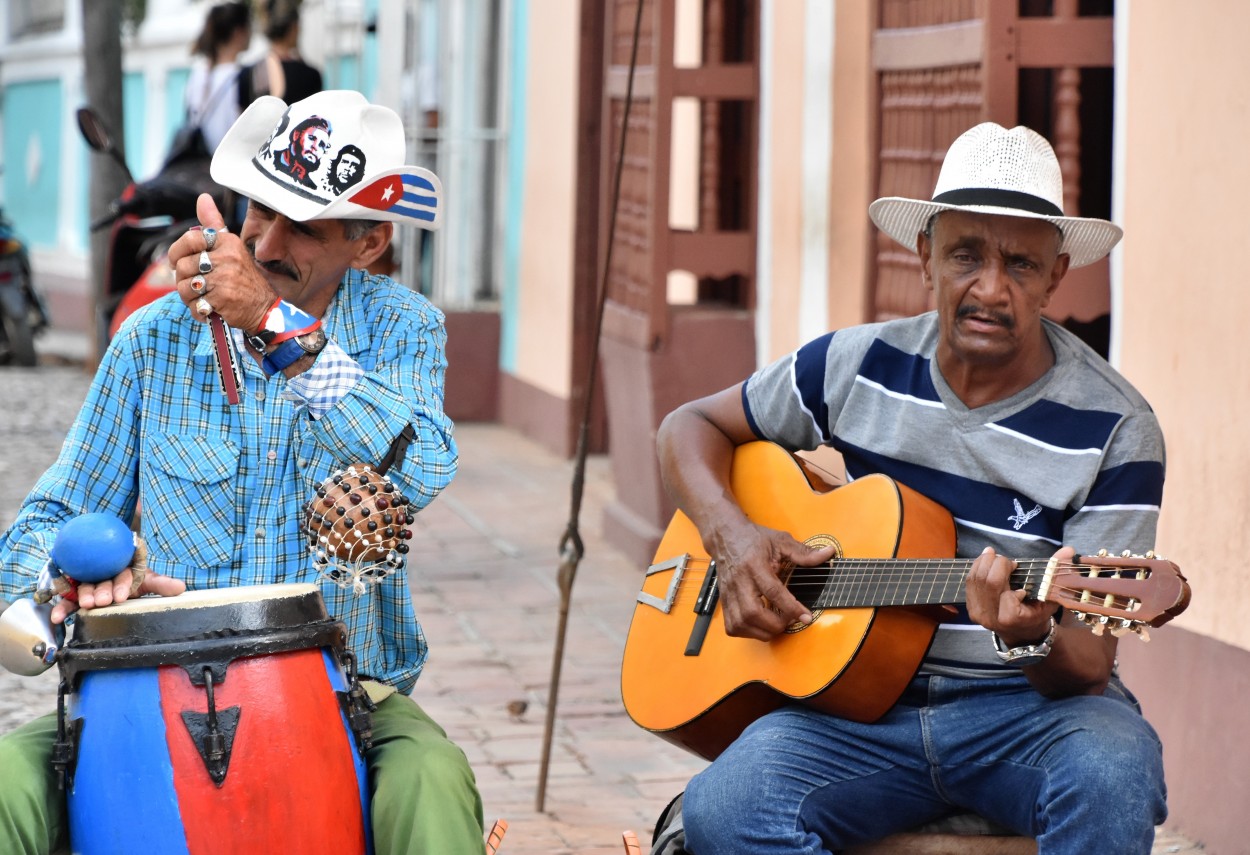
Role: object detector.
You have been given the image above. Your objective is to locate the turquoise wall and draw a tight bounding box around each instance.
[122,71,146,175]
[327,55,362,94]
[500,0,528,373]
[166,66,191,148]
[2,80,64,250]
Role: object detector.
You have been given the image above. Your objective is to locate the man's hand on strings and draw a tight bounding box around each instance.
[705,521,835,641]
[965,545,1066,646]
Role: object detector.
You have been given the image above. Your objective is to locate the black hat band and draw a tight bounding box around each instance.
[931,187,1064,217]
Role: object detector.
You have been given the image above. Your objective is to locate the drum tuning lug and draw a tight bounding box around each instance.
[181,668,241,787]
[52,680,81,791]
[337,649,376,753]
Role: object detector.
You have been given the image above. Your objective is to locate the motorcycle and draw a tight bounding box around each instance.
[75,107,236,342]
[0,179,51,366]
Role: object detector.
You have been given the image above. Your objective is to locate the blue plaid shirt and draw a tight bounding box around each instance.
[0,269,457,694]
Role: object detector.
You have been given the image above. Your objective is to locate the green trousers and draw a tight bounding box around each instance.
[0,691,485,855]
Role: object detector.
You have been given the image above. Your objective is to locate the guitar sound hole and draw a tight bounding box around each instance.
[787,565,825,610]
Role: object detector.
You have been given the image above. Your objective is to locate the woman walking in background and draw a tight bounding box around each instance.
[240,0,324,107]
[184,2,253,154]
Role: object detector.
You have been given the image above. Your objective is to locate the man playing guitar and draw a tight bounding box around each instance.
[654,123,1169,854]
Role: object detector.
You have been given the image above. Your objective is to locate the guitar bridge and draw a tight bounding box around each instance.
[684,561,719,656]
[637,554,689,613]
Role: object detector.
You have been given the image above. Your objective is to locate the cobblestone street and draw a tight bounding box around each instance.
[0,367,86,734]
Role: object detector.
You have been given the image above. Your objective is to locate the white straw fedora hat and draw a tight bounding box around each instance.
[868,122,1121,268]
[211,89,442,229]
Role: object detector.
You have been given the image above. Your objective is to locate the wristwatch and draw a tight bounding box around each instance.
[991,616,1057,667]
[262,327,328,375]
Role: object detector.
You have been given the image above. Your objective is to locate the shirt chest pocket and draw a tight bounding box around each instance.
[142,434,240,568]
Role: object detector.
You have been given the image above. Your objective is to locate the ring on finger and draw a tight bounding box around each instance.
[198,250,213,275]
[195,296,213,316]
[190,274,207,293]
[203,227,220,251]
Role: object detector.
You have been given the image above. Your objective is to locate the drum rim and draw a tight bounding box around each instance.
[58,619,350,688]
[78,583,321,617]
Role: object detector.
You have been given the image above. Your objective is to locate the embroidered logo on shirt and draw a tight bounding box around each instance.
[1008,498,1043,530]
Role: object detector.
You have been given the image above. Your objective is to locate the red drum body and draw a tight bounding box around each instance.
[56,584,372,855]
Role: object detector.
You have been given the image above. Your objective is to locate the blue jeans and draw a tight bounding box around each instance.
[683,674,1166,854]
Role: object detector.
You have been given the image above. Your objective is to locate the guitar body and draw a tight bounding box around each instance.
[621,442,957,760]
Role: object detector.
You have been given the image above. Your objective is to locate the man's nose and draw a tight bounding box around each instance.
[970,258,1011,303]
[252,219,290,263]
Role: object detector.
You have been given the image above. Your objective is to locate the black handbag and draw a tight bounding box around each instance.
[163,69,239,168]
[163,122,211,168]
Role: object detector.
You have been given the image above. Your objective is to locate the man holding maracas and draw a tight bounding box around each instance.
[0,91,483,855]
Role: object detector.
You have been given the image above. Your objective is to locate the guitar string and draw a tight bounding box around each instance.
[653,558,1146,611]
[655,579,1144,618]
[660,556,1143,582]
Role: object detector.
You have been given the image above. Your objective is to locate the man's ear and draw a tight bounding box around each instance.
[1041,252,1071,308]
[350,222,395,270]
[917,231,934,291]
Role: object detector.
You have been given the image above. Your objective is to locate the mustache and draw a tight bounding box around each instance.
[247,244,299,281]
[957,305,1014,329]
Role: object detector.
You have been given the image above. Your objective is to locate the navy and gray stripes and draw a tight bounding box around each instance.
[743,312,1164,674]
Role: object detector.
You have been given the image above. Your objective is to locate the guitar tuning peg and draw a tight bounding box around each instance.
[1145,550,1156,559]
[1109,619,1134,638]
[1120,550,1132,558]
[1090,622,1106,637]
[1136,626,1151,643]
[1097,549,1109,557]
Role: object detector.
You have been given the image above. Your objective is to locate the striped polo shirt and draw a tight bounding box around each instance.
[744,312,1165,675]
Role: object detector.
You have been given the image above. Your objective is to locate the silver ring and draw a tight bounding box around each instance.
[203,227,219,251]
[195,297,213,316]
[190,274,206,293]
[198,251,213,275]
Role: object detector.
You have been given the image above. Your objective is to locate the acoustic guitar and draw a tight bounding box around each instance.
[620,441,1190,761]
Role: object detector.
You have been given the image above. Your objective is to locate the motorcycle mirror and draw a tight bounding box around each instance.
[76,106,134,184]
[76,106,115,153]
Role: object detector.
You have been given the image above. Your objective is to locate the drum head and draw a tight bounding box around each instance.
[71,583,328,645]
[60,583,346,685]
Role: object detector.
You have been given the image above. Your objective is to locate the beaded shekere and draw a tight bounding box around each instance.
[304,464,417,594]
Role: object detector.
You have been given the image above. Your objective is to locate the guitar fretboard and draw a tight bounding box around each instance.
[788,559,1054,609]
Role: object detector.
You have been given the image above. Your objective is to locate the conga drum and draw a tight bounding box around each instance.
[54,584,373,854]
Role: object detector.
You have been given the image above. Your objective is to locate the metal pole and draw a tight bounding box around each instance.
[534,0,646,813]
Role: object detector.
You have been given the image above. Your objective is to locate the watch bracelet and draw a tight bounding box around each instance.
[991,615,1057,665]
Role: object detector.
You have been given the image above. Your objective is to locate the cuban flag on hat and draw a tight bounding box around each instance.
[350,168,442,228]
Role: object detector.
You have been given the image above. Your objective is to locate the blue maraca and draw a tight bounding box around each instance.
[50,513,136,584]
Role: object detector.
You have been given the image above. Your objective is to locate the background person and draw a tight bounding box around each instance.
[183,1,253,154]
[239,0,324,107]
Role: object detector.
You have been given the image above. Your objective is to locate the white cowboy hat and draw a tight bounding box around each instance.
[868,122,1121,268]
[211,89,442,229]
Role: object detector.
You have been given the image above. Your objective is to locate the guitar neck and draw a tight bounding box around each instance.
[792,558,1055,610]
